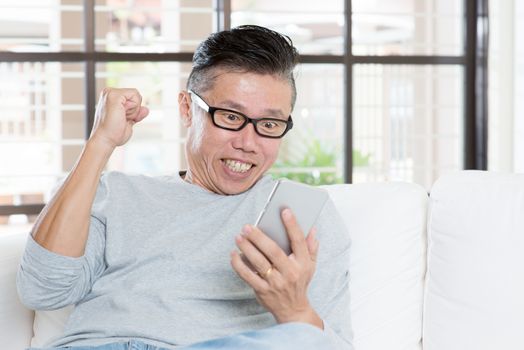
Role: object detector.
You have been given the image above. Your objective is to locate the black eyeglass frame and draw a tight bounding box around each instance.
[188,90,293,139]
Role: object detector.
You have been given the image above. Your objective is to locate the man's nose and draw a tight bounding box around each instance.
[232,122,258,152]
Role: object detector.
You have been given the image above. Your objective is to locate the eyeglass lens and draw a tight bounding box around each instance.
[213,109,288,137]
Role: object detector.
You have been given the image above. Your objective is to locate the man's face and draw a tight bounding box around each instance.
[179,71,293,195]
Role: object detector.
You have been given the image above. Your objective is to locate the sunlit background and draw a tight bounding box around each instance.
[1,0,523,233]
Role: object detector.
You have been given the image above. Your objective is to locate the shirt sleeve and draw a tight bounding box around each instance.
[16,177,108,311]
[309,197,354,350]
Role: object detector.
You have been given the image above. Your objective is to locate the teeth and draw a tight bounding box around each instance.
[224,159,253,173]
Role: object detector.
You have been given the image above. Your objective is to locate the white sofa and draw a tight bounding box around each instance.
[1,170,523,350]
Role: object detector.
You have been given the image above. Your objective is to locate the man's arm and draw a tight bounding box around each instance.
[17,88,148,309]
[32,88,148,257]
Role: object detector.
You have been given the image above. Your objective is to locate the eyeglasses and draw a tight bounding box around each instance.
[188,90,293,139]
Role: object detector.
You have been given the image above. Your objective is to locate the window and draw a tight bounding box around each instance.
[353,64,463,185]
[0,0,487,233]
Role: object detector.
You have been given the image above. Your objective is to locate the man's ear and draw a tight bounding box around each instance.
[178,91,192,127]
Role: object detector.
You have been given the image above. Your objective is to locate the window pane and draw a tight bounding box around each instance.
[0,0,84,52]
[0,62,85,233]
[231,0,344,55]
[96,62,190,174]
[353,64,463,189]
[271,64,344,185]
[94,0,214,52]
[352,0,464,56]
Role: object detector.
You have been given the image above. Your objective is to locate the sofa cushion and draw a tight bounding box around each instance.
[424,171,524,350]
[31,306,73,348]
[0,232,34,350]
[325,182,427,350]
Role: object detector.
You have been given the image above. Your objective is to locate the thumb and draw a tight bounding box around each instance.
[134,106,149,122]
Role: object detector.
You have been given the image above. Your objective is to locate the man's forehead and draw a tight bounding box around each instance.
[195,68,294,116]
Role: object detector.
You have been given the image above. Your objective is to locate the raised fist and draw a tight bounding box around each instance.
[90,88,149,149]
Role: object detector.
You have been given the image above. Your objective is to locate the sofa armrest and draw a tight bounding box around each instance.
[424,171,524,350]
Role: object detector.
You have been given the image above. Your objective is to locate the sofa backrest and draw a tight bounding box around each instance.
[5,172,523,349]
[0,232,34,350]
[423,171,524,350]
[325,182,427,350]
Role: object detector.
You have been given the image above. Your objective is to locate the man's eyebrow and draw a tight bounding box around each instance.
[219,100,287,118]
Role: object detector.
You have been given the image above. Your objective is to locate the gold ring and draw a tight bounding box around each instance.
[260,266,273,279]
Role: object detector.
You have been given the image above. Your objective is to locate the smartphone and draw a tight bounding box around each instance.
[254,180,329,255]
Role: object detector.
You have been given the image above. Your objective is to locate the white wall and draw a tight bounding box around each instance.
[489,0,524,173]
[514,0,524,172]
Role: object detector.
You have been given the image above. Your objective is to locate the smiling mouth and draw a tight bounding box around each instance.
[222,159,254,173]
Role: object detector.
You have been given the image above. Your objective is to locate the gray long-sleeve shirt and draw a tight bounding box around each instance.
[17,172,352,349]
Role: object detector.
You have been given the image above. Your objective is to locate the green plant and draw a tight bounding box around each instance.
[270,135,370,185]
[353,148,371,167]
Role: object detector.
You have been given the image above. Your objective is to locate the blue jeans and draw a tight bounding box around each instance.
[29,322,334,350]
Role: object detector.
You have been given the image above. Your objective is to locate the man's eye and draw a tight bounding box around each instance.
[226,114,241,121]
[262,121,278,129]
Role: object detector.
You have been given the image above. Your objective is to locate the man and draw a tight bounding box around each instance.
[18,25,352,350]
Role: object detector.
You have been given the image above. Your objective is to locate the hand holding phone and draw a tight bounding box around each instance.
[255,180,329,255]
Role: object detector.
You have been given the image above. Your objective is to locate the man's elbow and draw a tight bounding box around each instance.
[16,268,84,310]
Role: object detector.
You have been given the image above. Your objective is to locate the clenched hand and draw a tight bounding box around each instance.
[90,87,149,150]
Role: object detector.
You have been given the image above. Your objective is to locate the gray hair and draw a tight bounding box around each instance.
[187,25,299,109]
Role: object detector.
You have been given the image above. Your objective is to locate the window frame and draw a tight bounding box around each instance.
[0,0,488,217]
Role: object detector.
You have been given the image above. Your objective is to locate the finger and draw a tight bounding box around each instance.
[121,88,143,113]
[123,99,142,119]
[308,234,320,263]
[281,208,309,260]
[241,225,290,274]
[230,250,268,291]
[121,88,142,105]
[135,106,149,122]
[235,229,273,275]
[118,89,147,123]
[128,106,149,123]
[238,252,257,272]
[305,227,317,255]
[313,239,320,262]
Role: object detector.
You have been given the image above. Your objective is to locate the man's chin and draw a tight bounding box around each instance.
[220,178,259,195]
